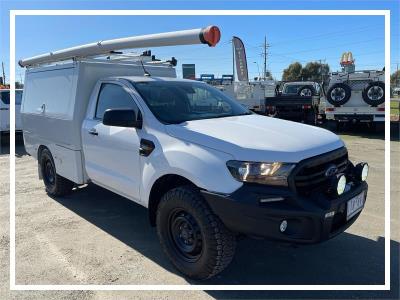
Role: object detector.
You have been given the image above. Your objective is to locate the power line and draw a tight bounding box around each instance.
[275,37,384,56]
[269,24,384,46]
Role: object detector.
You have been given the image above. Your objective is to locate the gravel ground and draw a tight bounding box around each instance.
[0,128,399,300]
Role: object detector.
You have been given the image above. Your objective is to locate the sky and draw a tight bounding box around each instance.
[0,0,399,83]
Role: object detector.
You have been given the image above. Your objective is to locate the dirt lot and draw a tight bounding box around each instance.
[0,127,399,300]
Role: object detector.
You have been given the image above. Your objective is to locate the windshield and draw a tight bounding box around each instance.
[283,85,303,94]
[133,81,251,124]
[0,90,23,105]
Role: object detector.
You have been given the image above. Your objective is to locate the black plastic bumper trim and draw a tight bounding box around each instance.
[201,181,368,244]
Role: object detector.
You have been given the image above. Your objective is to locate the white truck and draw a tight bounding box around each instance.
[0,88,23,134]
[323,70,385,130]
[217,80,276,113]
[20,27,369,280]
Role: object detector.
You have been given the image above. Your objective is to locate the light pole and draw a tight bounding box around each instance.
[253,62,261,79]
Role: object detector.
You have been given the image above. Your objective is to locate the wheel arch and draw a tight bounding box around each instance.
[148,174,197,226]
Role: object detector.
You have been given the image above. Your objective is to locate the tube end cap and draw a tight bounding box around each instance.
[200,25,221,47]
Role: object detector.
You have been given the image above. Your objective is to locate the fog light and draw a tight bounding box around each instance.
[355,162,369,181]
[325,211,335,218]
[280,220,287,232]
[336,174,347,196]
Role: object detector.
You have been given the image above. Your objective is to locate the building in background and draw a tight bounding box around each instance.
[182,64,196,80]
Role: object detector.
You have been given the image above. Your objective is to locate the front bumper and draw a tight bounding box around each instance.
[201,181,368,244]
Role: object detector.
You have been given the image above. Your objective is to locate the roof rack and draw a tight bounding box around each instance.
[19,25,221,68]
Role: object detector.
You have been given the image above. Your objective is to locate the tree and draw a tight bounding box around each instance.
[301,62,330,82]
[282,62,302,81]
[391,70,400,85]
[282,61,330,82]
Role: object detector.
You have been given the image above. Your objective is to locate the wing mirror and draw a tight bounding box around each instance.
[103,109,142,129]
[275,84,282,96]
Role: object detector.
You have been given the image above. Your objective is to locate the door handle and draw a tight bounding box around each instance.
[36,103,45,113]
[88,128,98,136]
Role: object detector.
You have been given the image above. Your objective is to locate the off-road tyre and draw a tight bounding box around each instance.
[362,81,385,106]
[40,148,74,196]
[298,85,315,97]
[156,186,236,280]
[372,122,385,133]
[325,120,338,132]
[327,83,351,106]
[305,110,317,125]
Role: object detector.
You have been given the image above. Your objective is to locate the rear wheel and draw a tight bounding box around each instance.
[325,120,338,132]
[40,148,74,196]
[305,110,317,125]
[372,122,385,133]
[156,186,236,280]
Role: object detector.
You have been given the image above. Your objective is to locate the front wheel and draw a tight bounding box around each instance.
[156,186,236,280]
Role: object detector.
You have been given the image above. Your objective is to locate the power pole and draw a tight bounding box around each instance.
[231,39,235,81]
[397,62,399,86]
[1,62,5,84]
[262,36,269,80]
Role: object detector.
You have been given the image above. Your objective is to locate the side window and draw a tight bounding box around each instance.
[0,91,10,105]
[95,83,139,119]
[0,91,23,105]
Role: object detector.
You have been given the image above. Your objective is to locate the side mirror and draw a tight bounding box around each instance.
[103,109,142,129]
[275,84,281,96]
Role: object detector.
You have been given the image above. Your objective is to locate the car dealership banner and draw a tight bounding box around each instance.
[233,36,249,82]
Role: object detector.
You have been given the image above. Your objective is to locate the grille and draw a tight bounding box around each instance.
[292,147,349,196]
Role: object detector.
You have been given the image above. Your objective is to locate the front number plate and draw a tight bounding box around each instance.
[346,191,365,221]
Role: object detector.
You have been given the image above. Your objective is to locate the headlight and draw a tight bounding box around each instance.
[226,161,295,186]
[355,162,369,181]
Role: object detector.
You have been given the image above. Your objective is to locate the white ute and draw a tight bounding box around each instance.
[0,89,23,134]
[20,27,370,280]
[323,70,385,130]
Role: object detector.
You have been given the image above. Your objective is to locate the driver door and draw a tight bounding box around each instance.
[82,82,142,201]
